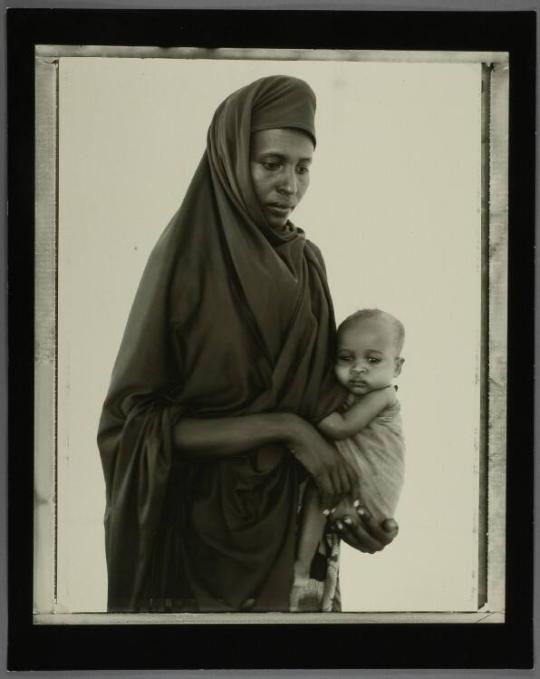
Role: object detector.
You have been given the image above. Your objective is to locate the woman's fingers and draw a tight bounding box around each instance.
[316,463,351,509]
[382,518,399,534]
[314,472,335,512]
[329,464,348,499]
[327,467,342,498]
[334,517,381,553]
[356,508,399,546]
[333,508,400,553]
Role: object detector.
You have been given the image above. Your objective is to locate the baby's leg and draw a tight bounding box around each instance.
[295,483,327,580]
[290,483,328,611]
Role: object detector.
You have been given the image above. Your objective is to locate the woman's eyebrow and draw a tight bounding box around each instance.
[257,151,312,163]
[258,152,285,159]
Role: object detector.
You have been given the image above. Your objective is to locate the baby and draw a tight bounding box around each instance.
[290,308,406,611]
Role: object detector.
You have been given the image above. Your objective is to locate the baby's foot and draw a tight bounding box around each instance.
[289,578,325,612]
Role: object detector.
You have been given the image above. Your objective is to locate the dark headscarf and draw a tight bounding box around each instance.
[98,75,343,613]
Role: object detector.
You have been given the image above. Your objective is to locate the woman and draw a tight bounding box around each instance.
[98,75,398,613]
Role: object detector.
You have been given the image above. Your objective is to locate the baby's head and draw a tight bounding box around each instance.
[335,309,405,396]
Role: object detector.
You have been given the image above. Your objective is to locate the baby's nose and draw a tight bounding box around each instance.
[352,363,368,374]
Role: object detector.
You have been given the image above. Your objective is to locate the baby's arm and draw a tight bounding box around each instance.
[318,386,396,440]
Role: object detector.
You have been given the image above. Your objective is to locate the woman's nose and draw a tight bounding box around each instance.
[277,168,297,195]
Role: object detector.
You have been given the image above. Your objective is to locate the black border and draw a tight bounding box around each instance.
[7,9,535,671]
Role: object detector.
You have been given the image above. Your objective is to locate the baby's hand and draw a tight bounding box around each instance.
[385,384,398,406]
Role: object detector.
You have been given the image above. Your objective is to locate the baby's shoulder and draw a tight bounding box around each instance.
[374,397,401,423]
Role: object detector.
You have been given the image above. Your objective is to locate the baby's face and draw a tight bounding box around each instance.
[335,319,403,396]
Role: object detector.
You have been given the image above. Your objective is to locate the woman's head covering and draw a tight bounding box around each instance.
[98,75,344,613]
[243,75,316,144]
[207,75,316,243]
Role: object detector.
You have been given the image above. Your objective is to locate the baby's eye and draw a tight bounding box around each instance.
[368,357,381,364]
[337,354,353,362]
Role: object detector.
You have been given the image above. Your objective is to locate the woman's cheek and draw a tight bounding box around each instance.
[249,164,267,201]
[298,176,310,201]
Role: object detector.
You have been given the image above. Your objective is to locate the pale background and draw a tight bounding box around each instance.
[57,56,481,612]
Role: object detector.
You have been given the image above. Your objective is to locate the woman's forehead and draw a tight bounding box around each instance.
[250,128,315,157]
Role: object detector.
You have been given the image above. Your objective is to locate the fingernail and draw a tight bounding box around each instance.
[357,507,367,516]
[344,517,352,525]
[336,521,343,530]
[330,507,336,514]
[353,500,360,508]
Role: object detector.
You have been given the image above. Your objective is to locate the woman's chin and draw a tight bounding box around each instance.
[262,210,290,231]
[267,218,289,231]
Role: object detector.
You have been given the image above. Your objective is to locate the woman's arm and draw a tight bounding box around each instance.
[317,386,395,440]
[174,412,358,510]
[176,413,399,548]
[174,412,300,459]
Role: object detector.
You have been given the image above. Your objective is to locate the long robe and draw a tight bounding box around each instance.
[98,76,344,613]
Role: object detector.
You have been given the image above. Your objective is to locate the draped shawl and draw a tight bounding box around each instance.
[98,75,344,613]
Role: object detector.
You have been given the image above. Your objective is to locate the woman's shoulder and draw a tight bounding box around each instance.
[303,239,326,271]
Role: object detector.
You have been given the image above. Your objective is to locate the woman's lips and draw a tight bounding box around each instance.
[267,204,293,216]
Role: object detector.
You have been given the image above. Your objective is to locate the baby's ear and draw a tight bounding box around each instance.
[394,357,405,376]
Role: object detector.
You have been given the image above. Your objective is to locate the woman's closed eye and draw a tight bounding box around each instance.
[262,161,282,171]
[261,162,309,175]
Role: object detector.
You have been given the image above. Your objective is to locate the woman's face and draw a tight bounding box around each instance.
[250,128,314,230]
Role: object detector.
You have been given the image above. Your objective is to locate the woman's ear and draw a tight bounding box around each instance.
[394,357,405,377]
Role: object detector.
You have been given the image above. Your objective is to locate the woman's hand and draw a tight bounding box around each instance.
[174,411,358,510]
[331,505,399,554]
[285,416,359,511]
